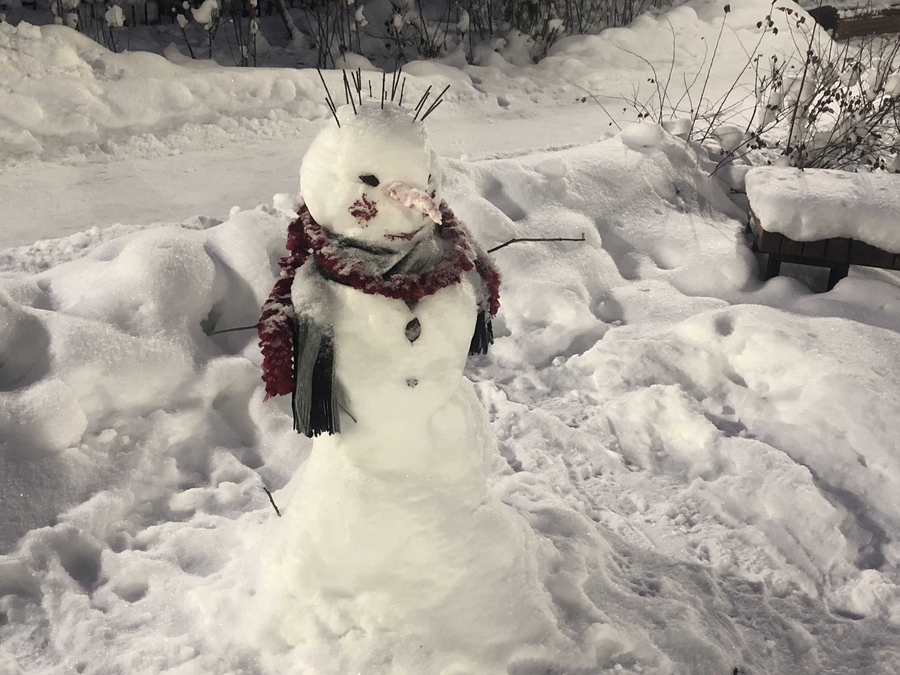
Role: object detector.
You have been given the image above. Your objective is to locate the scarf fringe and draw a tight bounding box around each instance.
[469,310,494,355]
[289,316,340,438]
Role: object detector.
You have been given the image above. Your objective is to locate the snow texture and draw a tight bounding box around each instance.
[746,167,900,252]
[0,0,807,163]
[3,0,900,673]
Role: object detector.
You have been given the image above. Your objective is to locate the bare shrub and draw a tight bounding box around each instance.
[608,3,900,174]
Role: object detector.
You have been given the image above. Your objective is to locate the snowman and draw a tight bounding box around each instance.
[253,101,577,673]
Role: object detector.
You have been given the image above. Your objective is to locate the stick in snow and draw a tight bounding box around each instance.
[263,487,282,517]
[205,323,258,336]
[487,233,586,253]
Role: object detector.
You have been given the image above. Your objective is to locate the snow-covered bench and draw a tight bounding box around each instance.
[745,167,900,290]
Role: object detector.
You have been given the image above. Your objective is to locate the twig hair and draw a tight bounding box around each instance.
[316,67,448,126]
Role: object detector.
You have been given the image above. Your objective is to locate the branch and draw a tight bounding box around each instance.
[205,323,257,336]
[569,83,622,130]
[488,234,586,254]
[263,487,282,517]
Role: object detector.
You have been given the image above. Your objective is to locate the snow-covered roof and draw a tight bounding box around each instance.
[796,0,900,12]
[746,167,900,253]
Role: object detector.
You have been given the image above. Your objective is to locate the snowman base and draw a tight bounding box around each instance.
[252,385,593,675]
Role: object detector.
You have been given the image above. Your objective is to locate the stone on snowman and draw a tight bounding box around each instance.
[254,102,569,672]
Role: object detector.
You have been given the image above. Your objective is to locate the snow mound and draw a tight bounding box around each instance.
[0,22,316,158]
[1,0,816,163]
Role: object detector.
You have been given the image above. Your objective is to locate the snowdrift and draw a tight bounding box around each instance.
[2,123,900,673]
[1,0,810,161]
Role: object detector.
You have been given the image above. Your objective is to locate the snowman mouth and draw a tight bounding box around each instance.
[384,224,426,242]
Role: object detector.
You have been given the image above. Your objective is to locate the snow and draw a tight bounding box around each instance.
[299,104,442,247]
[0,0,808,163]
[746,166,900,252]
[266,279,589,674]
[264,115,594,671]
[191,0,218,28]
[3,0,900,672]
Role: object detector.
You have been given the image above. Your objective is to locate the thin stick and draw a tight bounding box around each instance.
[316,68,335,111]
[487,234,586,254]
[343,70,357,115]
[419,99,443,121]
[350,69,362,106]
[317,68,340,127]
[390,68,398,101]
[420,84,451,121]
[569,83,622,130]
[416,86,432,110]
[263,487,282,517]
[688,10,727,140]
[414,86,432,120]
[399,77,406,106]
[325,97,340,127]
[206,323,257,336]
[381,71,386,109]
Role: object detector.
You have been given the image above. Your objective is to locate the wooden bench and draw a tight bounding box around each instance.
[745,167,900,291]
[748,212,900,290]
[802,3,900,39]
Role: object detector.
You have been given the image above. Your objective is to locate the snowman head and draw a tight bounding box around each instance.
[300,104,444,250]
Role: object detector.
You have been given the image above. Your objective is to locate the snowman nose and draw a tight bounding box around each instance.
[388,182,442,224]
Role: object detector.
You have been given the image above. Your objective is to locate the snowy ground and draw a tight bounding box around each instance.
[3,1,900,673]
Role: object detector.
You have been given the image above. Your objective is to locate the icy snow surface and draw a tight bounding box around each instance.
[3,0,900,673]
[746,167,900,252]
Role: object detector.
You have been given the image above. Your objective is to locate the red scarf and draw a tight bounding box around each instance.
[258,202,500,400]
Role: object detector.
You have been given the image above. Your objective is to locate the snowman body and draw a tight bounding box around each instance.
[273,273,558,669]
[317,276,483,478]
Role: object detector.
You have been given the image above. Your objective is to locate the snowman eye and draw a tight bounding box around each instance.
[359,174,380,187]
[427,174,432,183]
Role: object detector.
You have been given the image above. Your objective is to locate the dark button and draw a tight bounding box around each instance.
[407,378,418,388]
[405,299,419,311]
[405,318,421,343]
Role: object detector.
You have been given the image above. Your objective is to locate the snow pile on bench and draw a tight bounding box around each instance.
[745,167,900,253]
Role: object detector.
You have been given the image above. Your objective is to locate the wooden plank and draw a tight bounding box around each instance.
[802,240,827,258]
[824,238,851,263]
[780,236,804,257]
[849,240,895,268]
[828,264,850,290]
[764,254,781,281]
[756,228,783,254]
[836,9,900,39]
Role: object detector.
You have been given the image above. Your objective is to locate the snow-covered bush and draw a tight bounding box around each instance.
[766,26,900,170]
[618,3,900,175]
[192,0,219,58]
[3,0,678,66]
